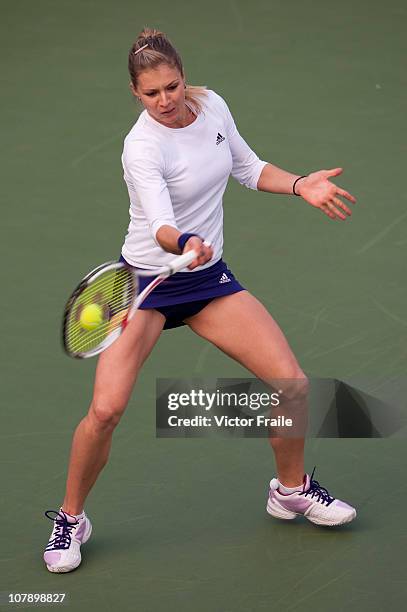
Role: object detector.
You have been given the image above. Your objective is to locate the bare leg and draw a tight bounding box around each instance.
[185,291,308,487]
[62,309,165,515]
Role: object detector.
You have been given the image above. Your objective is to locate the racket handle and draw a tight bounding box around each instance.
[169,241,212,273]
[168,250,197,273]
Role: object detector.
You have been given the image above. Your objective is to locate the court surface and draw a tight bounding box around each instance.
[1,0,406,610]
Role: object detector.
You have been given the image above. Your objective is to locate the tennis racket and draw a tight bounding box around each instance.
[62,249,200,359]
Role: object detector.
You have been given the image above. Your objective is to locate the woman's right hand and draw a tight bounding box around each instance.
[183,236,213,270]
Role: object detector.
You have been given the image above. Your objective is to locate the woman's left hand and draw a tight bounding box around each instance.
[295,168,356,220]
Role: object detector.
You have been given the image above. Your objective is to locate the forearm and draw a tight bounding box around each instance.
[257,163,305,195]
[155,225,182,254]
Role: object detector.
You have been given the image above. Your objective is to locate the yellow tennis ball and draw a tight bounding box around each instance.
[80,303,103,330]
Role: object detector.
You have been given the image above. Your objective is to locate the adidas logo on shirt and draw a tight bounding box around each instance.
[216,132,225,145]
[219,272,231,284]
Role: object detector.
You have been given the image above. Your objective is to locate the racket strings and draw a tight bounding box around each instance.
[65,267,137,355]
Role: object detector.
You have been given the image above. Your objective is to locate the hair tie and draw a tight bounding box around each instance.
[134,43,149,56]
[293,175,307,196]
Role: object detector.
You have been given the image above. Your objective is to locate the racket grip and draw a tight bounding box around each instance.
[168,241,212,274]
[168,250,197,273]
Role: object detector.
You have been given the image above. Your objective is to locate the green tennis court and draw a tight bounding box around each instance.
[1,0,406,609]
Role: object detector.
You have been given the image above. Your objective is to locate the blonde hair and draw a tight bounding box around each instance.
[128,28,207,114]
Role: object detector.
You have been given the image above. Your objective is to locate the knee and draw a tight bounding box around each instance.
[278,372,309,403]
[88,397,127,432]
[269,373,309,438]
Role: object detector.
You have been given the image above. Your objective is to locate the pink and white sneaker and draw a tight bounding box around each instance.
[43,508,92,573]
[267,468,356,526]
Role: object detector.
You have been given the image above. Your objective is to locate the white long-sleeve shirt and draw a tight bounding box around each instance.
[121,90,267,270]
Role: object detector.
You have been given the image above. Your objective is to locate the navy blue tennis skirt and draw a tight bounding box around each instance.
[119,255,245,329]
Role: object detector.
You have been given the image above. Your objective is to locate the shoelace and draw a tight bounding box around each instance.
[44,510,79,550]
[299,467,335,506]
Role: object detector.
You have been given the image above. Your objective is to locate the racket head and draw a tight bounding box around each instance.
[62,262,138,359]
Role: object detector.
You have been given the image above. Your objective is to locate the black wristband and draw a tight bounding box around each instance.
[292,175,307,196]
[177,232,200,252]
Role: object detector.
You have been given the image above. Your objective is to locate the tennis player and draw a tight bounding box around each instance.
[44,29,357,573]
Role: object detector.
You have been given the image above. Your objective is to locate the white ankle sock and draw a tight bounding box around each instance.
[60,507,84,521]
[278,481,303,495]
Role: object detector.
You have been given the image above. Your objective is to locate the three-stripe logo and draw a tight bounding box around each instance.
[219,272,231,284]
